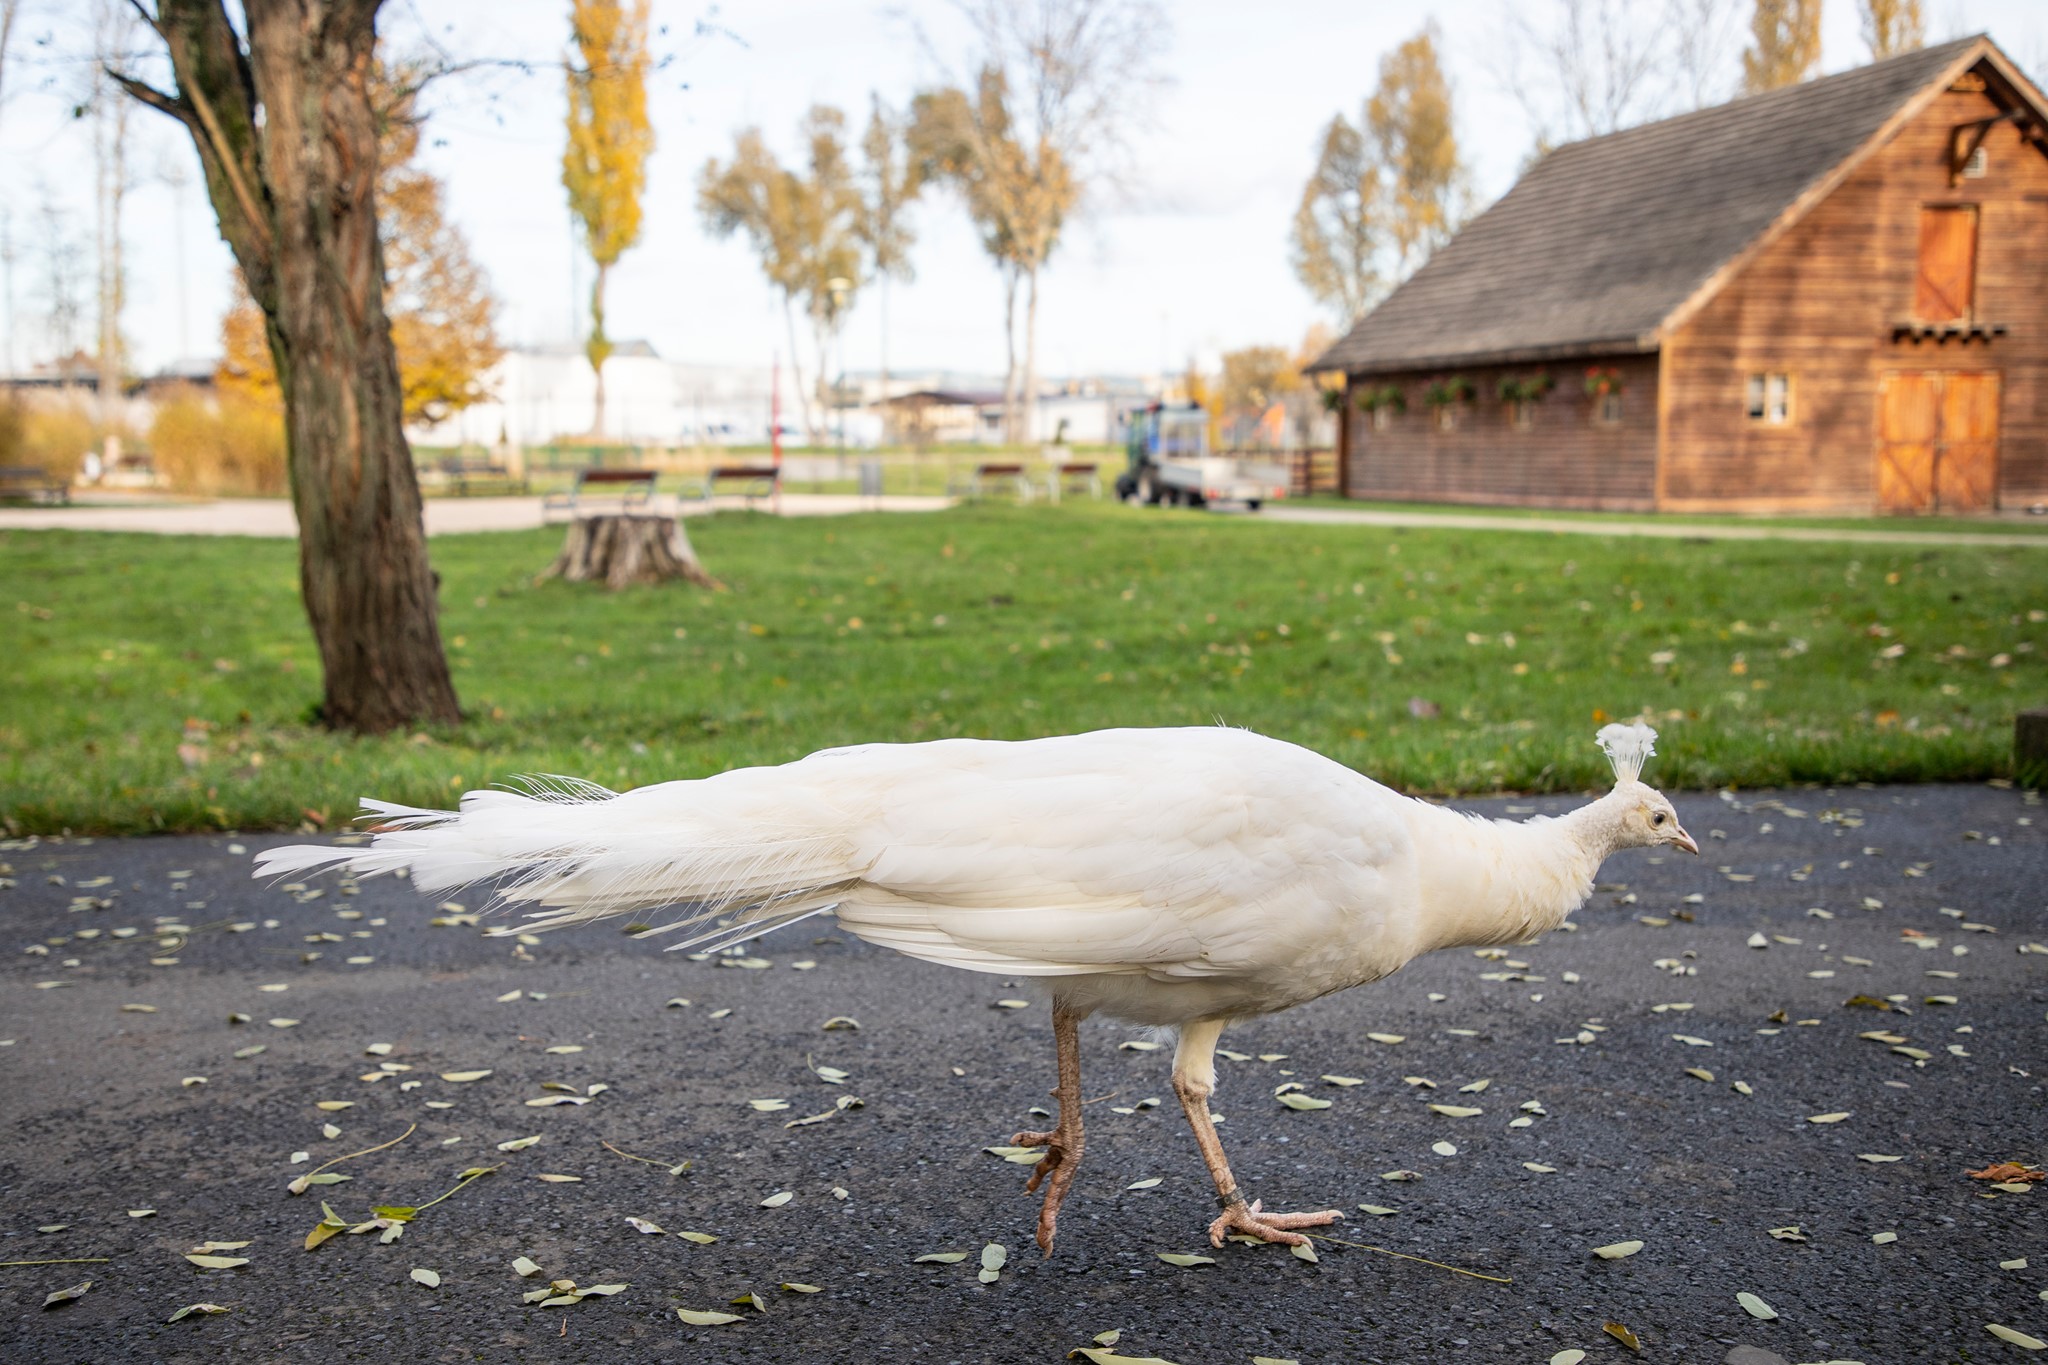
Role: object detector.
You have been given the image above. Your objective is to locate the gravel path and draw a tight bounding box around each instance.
[3,784,2044,1363]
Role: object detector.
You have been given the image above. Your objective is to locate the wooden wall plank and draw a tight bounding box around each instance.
[1340,356,1658,510]
[1664,78,2048,511]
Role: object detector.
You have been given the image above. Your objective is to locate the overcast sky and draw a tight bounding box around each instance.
[2,0,2043,380]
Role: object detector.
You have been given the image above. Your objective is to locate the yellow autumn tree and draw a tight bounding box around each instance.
[562,0,653,438]
[1742,0,1823,93]
[1860,0,1924,58]
[217,65,501,428]
[1366,25,1462,277]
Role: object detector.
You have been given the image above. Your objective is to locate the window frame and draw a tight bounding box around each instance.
[1744,371,1793,425]
[1594,391,1624,427]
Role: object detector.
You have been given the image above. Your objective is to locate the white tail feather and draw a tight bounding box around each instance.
[252,776,860,949]
[1594,721,1659,785]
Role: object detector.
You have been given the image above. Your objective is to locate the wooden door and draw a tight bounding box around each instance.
[1915,206,1977,321]
[1878,374,1938,512]
[1937,373,2000,512]
[1876,371,2000,513]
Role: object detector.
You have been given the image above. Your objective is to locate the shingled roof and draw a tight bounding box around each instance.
[1311,36,2012,374]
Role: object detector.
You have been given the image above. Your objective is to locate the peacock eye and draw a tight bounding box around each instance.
[1651,812,1666,826]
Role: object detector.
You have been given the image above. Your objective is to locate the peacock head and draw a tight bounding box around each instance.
[1595,721,1697,855]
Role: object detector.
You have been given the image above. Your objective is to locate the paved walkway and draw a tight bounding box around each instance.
[8,492,2045,548]
[0,491,953,537]
[1262,503,2048,547]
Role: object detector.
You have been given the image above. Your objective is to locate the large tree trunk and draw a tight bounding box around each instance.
[542,514,718,591]
[123,0,460,734]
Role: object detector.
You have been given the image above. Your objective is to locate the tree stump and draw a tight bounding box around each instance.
[2017,706,2048,789]
[540,514,720,591]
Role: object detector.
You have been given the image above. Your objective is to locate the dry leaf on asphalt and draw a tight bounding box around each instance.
[677,1308,743,1325]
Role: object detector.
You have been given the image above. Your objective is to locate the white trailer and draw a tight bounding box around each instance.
[1114,404,1289,511]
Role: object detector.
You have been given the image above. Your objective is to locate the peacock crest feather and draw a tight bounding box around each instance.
[1595,721,1659,785]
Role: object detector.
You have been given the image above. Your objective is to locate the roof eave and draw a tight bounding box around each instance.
[1654,36,2041,345]
[1317,334,1660,376]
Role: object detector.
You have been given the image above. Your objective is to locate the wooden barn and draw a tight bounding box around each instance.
[1309,36,2048,515]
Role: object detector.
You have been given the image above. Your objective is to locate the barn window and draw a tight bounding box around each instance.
[1915,205,1977,321]
[1372,405,1394,432]
[1435,405,1457,432]
[1745,373,1792,424]
[1594,392,1624,426]
[1962,146,1987,178]
[1509,400,1535,432]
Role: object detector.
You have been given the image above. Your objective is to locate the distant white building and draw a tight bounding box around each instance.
[862,373,1159,447]
[417,343,881,449]
[412,346,1164,450]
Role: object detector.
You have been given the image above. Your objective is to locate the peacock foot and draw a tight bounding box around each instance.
[1010,1127,1084,1255]
[1207,1197,1342,1248]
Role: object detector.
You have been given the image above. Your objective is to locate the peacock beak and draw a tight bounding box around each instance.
[1671,824,1699,855]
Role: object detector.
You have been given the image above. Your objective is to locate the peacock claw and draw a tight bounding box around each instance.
[1207,1198,1342,1248]
[1008,1130,1060,1190]
[1011,1128,1083,1254]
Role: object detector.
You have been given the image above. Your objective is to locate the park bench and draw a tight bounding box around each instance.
[435,454,528,496]
[683,464,781,511]
[0,465,69,505]
[1049,461,1101,501]
[948,461,1034,502]
[543,468,658,522]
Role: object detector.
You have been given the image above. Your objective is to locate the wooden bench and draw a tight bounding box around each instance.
[684,464,781,511]
[436,455,528,496]
[1049,461,1101,501]
[0,465,69,505]
[948,461,1034,502]
[543,468,658,522]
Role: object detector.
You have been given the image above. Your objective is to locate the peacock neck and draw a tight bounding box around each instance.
[1406,790,1627,955]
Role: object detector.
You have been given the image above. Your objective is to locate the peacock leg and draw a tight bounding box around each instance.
[1171,1018,1342,1249]
[1010,1000,1086,1255]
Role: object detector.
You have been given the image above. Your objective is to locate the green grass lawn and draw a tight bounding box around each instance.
[2,501,2041,834]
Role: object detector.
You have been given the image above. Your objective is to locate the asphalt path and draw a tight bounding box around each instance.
[3,784,2044,1365]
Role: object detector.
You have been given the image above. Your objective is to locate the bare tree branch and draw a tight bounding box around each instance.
[0,0,22,116]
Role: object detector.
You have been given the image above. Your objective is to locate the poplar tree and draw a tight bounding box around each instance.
[1860,0,1924,58]
[698,107,865,446]
[1292,23,1465,323]
[1290,114,1380,324]
[1366,25,1462,277]
[909,0,1160,444]
[857,95,923,417]
[1742,0,1824,93]
[563,0,654,439]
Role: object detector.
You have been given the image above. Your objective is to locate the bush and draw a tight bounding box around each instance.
[149,385,288,496]
[0,394,24,465]
[12,400,99,482]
